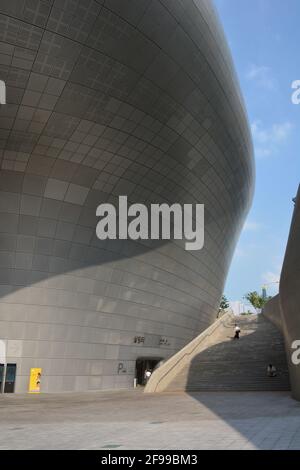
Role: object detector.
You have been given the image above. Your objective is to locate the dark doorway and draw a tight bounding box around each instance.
[0,364,4,393]
[4,363,16,393]
[136,358,162,386]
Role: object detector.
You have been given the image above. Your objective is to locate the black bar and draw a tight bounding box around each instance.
[0,450,299,465]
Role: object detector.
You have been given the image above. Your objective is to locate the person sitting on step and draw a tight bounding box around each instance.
[267,364,277,377]
[234,323,241,339]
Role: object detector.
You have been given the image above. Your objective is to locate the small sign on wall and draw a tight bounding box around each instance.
[0,340,6,364]
[28,368,42,393]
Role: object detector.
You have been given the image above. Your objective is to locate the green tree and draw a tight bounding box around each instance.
[219,294,229,311]
[244,291,272,313]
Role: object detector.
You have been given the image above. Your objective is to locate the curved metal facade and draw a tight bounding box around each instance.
[0,0,254,392]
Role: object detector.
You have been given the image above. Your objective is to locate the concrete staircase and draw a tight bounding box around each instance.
[155,314,290,392]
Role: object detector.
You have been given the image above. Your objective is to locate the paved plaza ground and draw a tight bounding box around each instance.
[0,390,300,450]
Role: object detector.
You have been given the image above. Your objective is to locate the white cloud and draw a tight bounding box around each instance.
[272,122,294,141]
[243,220,262,232]
[261,264,282,295]
[232,242,259,260]
[246,64,277,90]
[251,120,293,159]
[233,246,246,259]
[255,147,272,159]
[251,120,293,144]
[262,271,280,284]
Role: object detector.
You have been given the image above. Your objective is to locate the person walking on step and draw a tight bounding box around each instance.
[267,364,277,377]
[234,323,241,339]
[144,369,152,385]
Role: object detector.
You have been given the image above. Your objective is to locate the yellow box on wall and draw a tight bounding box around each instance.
[28,368,42,393]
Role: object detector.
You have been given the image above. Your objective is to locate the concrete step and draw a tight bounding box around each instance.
[165,314,290,392]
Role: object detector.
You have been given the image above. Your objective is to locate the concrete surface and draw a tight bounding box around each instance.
[145,311,233,393]
[263,185,300,401]
[263,295,282,332]
[146,313,289,393]
[280,185,300,400]
[1,390,300,449]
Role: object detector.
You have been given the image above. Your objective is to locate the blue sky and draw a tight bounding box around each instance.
[214,0,300,301]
